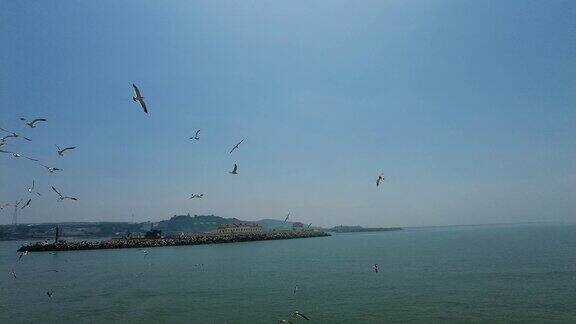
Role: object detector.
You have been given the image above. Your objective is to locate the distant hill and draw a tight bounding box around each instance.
[155,214,244,234]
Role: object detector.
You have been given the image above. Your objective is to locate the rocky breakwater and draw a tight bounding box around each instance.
[18,230,331,253]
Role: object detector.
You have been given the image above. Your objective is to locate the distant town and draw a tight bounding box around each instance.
[0,214,402,241]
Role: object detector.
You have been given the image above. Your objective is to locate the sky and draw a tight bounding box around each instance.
[0,0,575,227]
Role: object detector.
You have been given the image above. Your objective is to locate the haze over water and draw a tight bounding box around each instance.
[2,223,575,323]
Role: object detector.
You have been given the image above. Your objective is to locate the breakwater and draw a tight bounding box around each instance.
[18,230,331,252]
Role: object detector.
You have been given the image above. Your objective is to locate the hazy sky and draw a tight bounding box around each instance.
[1,1,574,227]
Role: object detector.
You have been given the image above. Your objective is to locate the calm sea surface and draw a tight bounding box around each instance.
[1,223,575,323]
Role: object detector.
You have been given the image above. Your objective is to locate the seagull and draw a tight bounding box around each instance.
[229,139,244,154]
[132,83,148,114]
[46,291,54,298]
[284,212,290,222]
[40,164,62,173]
[190,130,200,140]
[21,199,32,209]
[189,194,204,199]
[376,173,385,187]
[229,163,238,175]
[278,320,293,324]
[28,180,41,196]
[294,311,310,321]
[51,186,78,201]
[56,145,76,157]
[374,263,379,273]
[0,149,38,161]
[0,127,32,141]
[293,285,299,295]
[20,117,47,128]
[11,270,17,279]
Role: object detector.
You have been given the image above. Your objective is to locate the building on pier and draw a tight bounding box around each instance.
[215,223,262,235]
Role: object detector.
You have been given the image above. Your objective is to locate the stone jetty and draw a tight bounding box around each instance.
[17,230,331,253]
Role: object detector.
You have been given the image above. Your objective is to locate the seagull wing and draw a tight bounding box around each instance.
[138,98,148,114]
[51,186,62,197]
[61,147,76,153]
[31,118,47,125]
[132,84,142,98]
[23,155,39,162]
[229,139,244,154]
[65,197,78,201]
[295,312,310,321]
[195,130,200,137]
[21,199,31,209]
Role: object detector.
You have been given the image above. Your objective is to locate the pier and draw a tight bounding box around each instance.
[17,230,331,253]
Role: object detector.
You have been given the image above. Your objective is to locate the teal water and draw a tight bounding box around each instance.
[1,223,575,323]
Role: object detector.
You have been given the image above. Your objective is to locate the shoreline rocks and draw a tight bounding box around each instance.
[17,230,331,253]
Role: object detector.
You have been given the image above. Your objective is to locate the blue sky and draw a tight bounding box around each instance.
[1,1,574,227]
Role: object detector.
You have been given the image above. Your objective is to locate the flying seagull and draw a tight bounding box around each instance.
[278,320,293,324]
[294,311,310,321]
[40,164,62,173]
[21,199,32,210]
[374,263,379,273]
[20,118,47,128]
[51,186,78,201]
[189,193,204,199]
[293,285,299,295]
[0,127,32,141]
[284,212,290,223]
[11,269,17,279]
[229,139,244,154]
[56,145,76,157]
[132,83,148,114]
[229,163,238,175]
[46,291,54,298]
[376,173,385,187]
[0,149,38,161]
[190,130,200,140]
[28,180,41,196]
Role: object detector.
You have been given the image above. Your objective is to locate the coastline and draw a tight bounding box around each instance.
[17,230,331,253]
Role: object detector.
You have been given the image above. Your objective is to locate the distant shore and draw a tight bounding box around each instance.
[18,230,331,253]
[329,226,402,233]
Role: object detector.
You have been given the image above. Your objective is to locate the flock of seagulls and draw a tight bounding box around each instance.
[129,83,246,201]
[4,82,387,314]
[0,116,79,224]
